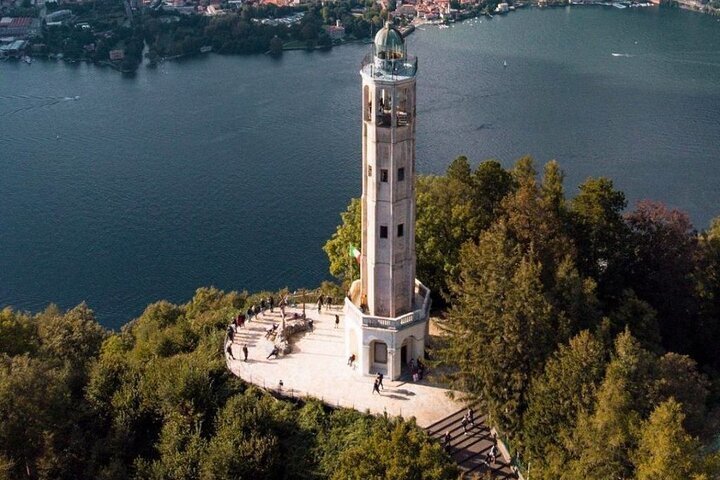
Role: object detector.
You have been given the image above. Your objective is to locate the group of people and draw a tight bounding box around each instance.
[408,358,426,382]
[316,294,335,313]
[442,408,498,465]
[225,326,249,362]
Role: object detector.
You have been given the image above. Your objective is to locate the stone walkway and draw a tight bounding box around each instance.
[225,304,520,479]
[225,304,460,426]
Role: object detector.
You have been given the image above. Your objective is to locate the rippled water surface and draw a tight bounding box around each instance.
[1,7,719,327]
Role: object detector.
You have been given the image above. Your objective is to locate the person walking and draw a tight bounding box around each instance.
[226,344,234,360]
[442,431,452,450]
[242,344,248,362]
[461,416,469,435]
[269,295,275,313]
[227,325,235,343]
[372,379,381,395]
[347,354,356,367]
[377,373,384,390]
[467,407,475,426]
[267,346,279,360]
[247,306,254,322]
[317,295,323,314]
[334,314,340,329]
[490,445,497,463]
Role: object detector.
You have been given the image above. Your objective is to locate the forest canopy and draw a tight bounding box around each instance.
[324,155,720,479]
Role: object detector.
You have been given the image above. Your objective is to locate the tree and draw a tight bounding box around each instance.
[438,222,554,438]
[323,197,361,286]
[332,417,457,480]
[501,158,575,289]
[634,399,711,480]
[541,159,565,215]
[607,290,661,352]
[694,216,720,369]
[625,200,698,355]
[523,330,607,479]
[0,308,37,357]
[569,177,630,302]
[269,35,283,55]
[565,330,655,480]
[653,353,710,439]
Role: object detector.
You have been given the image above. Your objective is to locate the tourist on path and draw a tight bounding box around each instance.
[269,295,275,313]
[348,354,356,367]
[260,299,267,313]
[372,379,381,395]
[461,416,469,435]
[334,314,340,329]
[227,325,235,343]
[226,344,234,360]
[247,306,254,322]
[243,344,249,362]
[267,346,279,360]
[467,407,475,426]
[317,295,323,314]
[442,431,452,450]
[377,372,384,390]
[489,445,497,464]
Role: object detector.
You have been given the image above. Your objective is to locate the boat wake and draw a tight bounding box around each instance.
[0,95,80,116]
[611,53,633,57]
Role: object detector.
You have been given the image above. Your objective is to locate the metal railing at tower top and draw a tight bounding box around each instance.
[361,53,418,79]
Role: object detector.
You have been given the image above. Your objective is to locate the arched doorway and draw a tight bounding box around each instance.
[400,336,416,374]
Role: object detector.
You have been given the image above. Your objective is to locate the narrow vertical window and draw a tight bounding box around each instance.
[380,169,388,182]
[397,223,404,237]
[380,226,388,238]
[397,167,405,181]
[368,165,373,176]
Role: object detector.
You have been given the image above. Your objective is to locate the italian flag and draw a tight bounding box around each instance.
[349,245,361,263]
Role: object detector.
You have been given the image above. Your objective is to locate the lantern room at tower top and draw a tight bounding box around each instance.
[345,22,430,381]
[361,21,418,80]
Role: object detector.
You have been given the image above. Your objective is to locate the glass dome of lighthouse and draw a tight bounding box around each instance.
[374,21,405,62]
[362,21,417,79]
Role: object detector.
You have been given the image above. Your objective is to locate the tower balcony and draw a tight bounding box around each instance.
[345,279,431,331]
[361,53,418,81]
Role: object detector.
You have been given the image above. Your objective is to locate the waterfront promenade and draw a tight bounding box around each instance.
[224,304,520,478]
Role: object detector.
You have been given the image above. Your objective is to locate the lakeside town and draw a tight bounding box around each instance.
[1,0,718,70]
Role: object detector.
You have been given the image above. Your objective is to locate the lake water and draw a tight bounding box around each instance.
[1,6,719,328]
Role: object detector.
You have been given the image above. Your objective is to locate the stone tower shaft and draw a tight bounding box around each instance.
[359,23,418,318]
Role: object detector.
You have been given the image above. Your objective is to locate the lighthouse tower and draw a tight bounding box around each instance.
[344,22,431,381]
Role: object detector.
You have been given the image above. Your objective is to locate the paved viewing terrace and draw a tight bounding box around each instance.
[224,304,520,479]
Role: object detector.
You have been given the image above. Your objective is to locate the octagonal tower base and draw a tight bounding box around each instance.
[344,279,431,380]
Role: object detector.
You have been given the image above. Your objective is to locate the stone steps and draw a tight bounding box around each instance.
[425,404,518,479]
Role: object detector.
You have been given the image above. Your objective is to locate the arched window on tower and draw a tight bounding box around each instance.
[396,87,411,127]
[377,88,392,127]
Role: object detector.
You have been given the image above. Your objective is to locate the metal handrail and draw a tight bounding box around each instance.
[361,52,418,79]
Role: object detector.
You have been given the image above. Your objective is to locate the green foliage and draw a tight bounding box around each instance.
[331,416,457,480]
[415,157,514,298]
[323,197,361,286]
[322,154,720,479]
[0,307,37,356]
[634,399,710,480]
[0,286,455,479]
[524,330,607,479]
[438,222,555,438]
